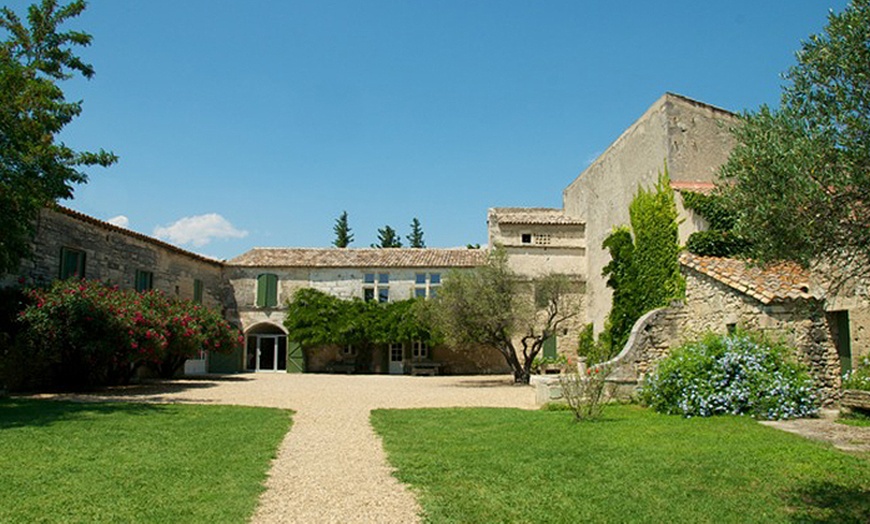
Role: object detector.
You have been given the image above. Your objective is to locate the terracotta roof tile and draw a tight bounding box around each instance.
[489,207,584,226]
[679,252,820,304]
[671,181,716,194]
[227,248,487,268]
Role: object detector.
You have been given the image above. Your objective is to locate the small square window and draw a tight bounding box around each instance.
[378,288,389,303]
[415,288,427,298]
[364,273,375,284]
[135,270,154,292]
[415,273,427,285]
[378,273,389,284]
[430,273,441,285]
[521,233,532,244]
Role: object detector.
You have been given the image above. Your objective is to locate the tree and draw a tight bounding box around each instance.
[332,210,353,248]
[372,225,402,248]
[719,0,870,284]
[406,217,425,248]
[0,0,116,275]
[431,247,580,384]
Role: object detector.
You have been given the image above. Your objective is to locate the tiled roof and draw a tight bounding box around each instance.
[671,181,716,194]
[680,252,820,304]
[53,206,224,266]
[227,248,487,268]
[489,207,584,226]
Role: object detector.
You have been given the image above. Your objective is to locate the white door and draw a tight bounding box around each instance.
[389,344,404,375]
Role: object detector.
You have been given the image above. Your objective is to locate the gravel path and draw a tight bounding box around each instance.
[54,373,536,523]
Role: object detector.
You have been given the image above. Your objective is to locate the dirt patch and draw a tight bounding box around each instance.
[760,409,870,456]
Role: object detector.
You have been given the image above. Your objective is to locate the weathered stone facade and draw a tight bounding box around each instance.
[3,207,226,308]
[603,255,854,404]
[561,93,736,332]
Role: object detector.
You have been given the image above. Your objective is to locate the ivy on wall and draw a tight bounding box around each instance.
[594,167,685,355]
[682,191,748,257]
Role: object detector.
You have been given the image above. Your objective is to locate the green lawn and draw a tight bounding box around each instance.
[0,399,291,523]
[371,405,870,524]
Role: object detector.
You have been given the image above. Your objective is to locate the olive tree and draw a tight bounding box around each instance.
[431,247,580,384]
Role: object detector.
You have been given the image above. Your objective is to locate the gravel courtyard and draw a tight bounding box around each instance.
[79,373,537,523]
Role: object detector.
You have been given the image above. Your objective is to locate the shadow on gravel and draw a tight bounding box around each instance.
[446,377,519,389]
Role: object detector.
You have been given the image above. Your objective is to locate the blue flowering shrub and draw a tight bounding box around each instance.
[842,356,870,391]
[640,332,819,420]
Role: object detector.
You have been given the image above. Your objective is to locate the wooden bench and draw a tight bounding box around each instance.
[410,361,443,376]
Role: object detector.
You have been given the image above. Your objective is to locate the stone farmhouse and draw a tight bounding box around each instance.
[4,93,866,393]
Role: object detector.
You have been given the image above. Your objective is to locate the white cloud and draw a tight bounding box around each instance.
[107,215,130,228]
[153,213,248,247]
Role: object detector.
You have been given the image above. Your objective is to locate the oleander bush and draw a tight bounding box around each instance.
[842,356,870,391]
[3,279,241,391]
[641,332,818,420]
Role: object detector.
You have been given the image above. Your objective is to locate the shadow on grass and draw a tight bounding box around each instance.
[0,398,168,429]
[787,480,870,523]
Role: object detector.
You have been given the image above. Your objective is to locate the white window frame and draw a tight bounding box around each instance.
[411,340,429,360]
[414,272,441,299]
[363,272,390,302]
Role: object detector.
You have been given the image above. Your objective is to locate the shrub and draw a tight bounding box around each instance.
[641,332,818,420]
[9,280,241,391]
[842,356,870,391]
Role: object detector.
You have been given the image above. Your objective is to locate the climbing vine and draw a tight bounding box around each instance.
[595,167,685,355]
[682,191,748,257]
[283,288,435,349]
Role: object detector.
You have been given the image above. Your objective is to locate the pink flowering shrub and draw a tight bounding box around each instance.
[11,279,241,390]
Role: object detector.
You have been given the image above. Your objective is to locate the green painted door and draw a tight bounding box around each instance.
[833,311,852,375]
[287,341,304,373]
[543,336,557,359]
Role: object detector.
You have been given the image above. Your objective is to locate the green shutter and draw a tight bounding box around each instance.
[256,274,268,307]
[267,274,278,307]
[257,274,278,308]
[543,336,557,359]
[60,248,85,279]
[193,279,203,303]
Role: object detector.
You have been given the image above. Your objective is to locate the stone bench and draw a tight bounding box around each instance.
[841,389,870,412]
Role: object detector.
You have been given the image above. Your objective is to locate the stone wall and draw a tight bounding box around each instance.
[7,207,226,309]
[562,93,736,333]
[608,267,843,404]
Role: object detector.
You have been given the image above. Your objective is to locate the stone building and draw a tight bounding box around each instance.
[215,247,509,375]
[601,253,867,404]
[5,92,863,386]
[484,93,736,333]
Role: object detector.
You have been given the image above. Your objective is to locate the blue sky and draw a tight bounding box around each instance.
[7,0,849,259]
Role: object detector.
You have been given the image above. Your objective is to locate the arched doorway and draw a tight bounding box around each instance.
[245,323,290,372]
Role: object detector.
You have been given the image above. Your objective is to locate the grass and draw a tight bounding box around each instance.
[371,405,870,524]
[0,398,291,523]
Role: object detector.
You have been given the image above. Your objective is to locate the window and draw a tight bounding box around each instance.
[412,341,429,360]
[414,273,441,299]
[59,247,86,279]
[521,233,532,244]
[256,273,279,308]
[135,270,153,292]
[343,345,357,357]
[534,234,551,246]
[363,273,389,303]
[193,279,204,304]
